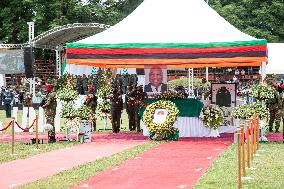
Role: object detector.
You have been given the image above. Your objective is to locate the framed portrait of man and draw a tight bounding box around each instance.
[211,83,237,107]
[144,65,167,93]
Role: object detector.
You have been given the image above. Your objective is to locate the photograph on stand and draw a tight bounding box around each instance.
[144,65,168,94]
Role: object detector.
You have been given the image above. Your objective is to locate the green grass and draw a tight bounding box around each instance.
[0,109,130,133]
[18,141,160,189]
[0,141,78,164]
[194,142,284,189]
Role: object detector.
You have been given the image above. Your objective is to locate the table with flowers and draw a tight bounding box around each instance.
[140,98,226,137]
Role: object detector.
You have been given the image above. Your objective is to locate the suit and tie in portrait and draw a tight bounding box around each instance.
[144,66,167,93]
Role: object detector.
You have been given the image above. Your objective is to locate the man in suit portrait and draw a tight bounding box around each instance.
[144,66,167,92]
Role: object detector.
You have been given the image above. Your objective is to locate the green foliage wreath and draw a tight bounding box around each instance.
[142,100,179,141]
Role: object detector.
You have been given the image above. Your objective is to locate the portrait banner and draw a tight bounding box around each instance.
[144,65,167,94]
[211,83,237,107]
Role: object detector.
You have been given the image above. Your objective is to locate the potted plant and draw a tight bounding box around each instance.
[77,104,94,143]
[56,76,80,141]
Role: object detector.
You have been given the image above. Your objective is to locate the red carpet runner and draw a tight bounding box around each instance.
[72,135,233,189]
[266,133,284,142]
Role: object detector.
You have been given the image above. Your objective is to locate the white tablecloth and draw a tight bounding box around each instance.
[141,117,236,138]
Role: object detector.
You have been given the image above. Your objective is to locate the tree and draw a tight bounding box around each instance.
[210,0,284,42]
[0,0,143,43]
[1,0,283,43]
[0,0,34,43]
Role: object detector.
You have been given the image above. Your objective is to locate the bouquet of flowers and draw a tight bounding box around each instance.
[56,83,79,102]
[77,104,94,120]
[251,102,270,120]
[155,91,186,99]
[96,86,112,115]
[250,83,275,101]
[231,103,269,120]
[231,104,254,119]
[61,102,78,119]
[200,104,224,130]
[139,102,149,108]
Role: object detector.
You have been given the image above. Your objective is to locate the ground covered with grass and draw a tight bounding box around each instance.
[0,109,129,133]
[0,141,78,164]
[194,142,284,189]
[18,142,159,189]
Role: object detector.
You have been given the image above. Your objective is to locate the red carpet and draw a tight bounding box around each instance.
[266,133,284,142]
[72,134,233,189]
[0,137,145,188]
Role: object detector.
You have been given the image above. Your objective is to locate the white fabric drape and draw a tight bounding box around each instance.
[141,117,236,137]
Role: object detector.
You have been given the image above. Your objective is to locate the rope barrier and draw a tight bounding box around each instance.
[0,120,13,131]
[237,114,261,188]
[15,119,36,131]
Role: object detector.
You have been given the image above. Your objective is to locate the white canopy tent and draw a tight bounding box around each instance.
[266,43,284,74]
[65,0,267,79]
[76,0,255,44]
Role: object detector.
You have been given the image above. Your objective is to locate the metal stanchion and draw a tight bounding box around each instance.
[256,116,259,150]
[36,114,39,149]
[240,124,245,176]
[246,120,250,168]
[250,120,254,161]
[11,117,15,154]
[253,117,257,154]
[237,129,242,189]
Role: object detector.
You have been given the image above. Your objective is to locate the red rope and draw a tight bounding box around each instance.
[0,120,13,131]
[15,119,36,131]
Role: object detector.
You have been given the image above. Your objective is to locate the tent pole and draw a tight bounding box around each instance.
[55,46,63,77]
[261,62,266,82]
[206,67,209,81]
[27,22,36,101]
[188,68,194,98]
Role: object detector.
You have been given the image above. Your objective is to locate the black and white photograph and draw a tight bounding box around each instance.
[211,83,237,107]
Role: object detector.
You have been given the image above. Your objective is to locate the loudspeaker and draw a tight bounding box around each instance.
[136,68,145,75]
[24,47,34,78]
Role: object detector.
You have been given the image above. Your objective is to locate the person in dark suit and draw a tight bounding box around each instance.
[126,85,136,131]
[144,66,167,92]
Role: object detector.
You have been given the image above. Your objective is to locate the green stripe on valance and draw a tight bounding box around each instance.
[67,39,267,49]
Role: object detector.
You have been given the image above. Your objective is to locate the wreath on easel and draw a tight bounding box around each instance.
[142,100,179,141]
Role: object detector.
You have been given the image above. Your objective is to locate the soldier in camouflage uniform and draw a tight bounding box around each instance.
[279,84,284,138]
[110,87,123,133]
[42,84,57,143]
[267,84,282,132]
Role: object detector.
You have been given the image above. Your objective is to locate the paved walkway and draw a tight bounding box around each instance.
[72,134,233,189]
[0,133,147,188]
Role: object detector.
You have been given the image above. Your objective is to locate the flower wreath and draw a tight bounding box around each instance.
[200,104,224,130]
[142,100,179,140]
